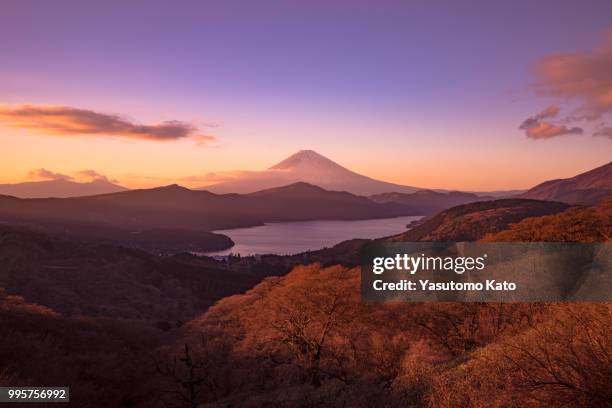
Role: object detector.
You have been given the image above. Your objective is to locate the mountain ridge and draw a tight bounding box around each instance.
[389,198,571,242]
[370,189,493,215]
[0,182,418,252]
[520,161,611,205]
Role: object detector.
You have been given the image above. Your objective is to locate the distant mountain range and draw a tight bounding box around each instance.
[0,150,526,199]
[0,182,414,252]
[369,190,492,215]
[0,153,609,244]
[520,161,611,205]
[0,182,415,231]
[0,178,127,198]
[4,153,610,207]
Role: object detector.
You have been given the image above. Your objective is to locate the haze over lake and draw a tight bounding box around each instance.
[204,215,422,256]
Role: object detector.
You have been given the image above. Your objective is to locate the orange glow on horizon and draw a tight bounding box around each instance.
[2,123,609,192]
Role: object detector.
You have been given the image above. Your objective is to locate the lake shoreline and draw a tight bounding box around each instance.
[202,215,423,257]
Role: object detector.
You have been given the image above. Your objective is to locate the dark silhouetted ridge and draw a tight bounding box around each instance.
[521,161,611,205]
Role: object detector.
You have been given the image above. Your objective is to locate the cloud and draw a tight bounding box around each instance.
[535,105,560,119]
[532,33,612,120]
[522,122,583,139]
[192,134,217,146]
[26,168,121,183]
[76,169,118,183]
[0,105,216,144]
[180,172,238,184]
[594,126,612,139]
[519,105,583,139]
[28,168,73,181]
[519,104,560,129]
[522,31,612,140]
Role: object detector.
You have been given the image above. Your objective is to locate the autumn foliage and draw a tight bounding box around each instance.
[0,197,610,407]
[161,262,611,407]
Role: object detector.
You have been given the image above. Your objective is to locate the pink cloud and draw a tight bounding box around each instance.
[27,168,73,181]
[0,104,216,145]
[521,31,612,140]
[524,121,583,139]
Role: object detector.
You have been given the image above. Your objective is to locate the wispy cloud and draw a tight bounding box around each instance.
[594,126,612,139]
[27,168,120,183]
[0,104,216,144]
[521,31,612,140]
[76,169,119,183]
[180,172,239,184]
[28,168,73,181]
[522,122,583,139]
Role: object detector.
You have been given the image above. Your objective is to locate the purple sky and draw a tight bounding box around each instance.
[1,1,611,190]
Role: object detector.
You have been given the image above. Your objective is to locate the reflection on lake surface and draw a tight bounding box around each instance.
[204,216,422,256]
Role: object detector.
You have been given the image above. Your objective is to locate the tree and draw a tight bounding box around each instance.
[154,343,217,408]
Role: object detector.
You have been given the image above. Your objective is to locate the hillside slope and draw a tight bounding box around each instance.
[1,186,610,408]
[521,161,611,205]
[370,189,491,215]
[390,199,570,242]
[0,290,163,407]
[483,194,611,242]
[0,224,262,320]
[171,196,611,407]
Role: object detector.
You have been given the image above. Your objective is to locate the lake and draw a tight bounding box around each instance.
[203,215,422,256]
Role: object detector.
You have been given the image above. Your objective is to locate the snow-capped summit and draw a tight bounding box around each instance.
[269,150,347,171]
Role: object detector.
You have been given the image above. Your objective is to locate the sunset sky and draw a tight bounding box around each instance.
[1,1,611,191]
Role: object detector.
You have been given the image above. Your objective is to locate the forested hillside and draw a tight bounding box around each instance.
[0,197,609,407]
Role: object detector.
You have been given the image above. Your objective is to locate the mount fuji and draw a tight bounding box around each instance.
[201,150,424,195]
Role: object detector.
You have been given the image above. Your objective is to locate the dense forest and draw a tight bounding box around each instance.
[0,196,610,407]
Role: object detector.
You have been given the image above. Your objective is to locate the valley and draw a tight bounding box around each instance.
[1,191,608,407]
[0,155,609,408]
